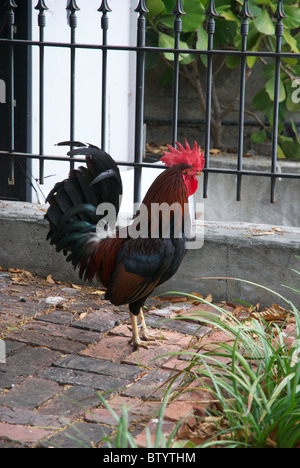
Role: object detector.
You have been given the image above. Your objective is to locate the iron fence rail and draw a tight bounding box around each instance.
[1,149,300,177]
[1,0,300,205]
[2,37,300,57]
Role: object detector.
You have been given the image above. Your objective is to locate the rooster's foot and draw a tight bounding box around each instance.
[129,309,169,348]
[128,330,164,348]
[140,329,168,343]
[128,336,150,349]
[137,310,169,343]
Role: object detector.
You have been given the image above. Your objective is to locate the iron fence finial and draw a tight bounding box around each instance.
[205,0,219,19]
[172,0,186,17]
[6,0,17,26]
[35,1,48,29]
[134,0,149,15]
[274,0,287,20]
[66,0,80,13]
[239,0,253,21]
[7,0,18,8]
[34,0,48,11]
[98,0,112,14]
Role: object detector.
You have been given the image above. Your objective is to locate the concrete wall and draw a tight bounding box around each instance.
[1,200,299,308]
[195,156,300,227]
[120,156,300,227]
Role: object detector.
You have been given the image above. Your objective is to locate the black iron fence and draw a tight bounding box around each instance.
[0,0,299,204]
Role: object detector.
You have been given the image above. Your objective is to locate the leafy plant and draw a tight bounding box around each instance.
[146,0,300,156]
[99,292,300,447]
[172,296,300,447]
[98,388,182,448]
[96,264,300,448]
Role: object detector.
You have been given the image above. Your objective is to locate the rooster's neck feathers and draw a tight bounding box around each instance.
[142,164,189,209]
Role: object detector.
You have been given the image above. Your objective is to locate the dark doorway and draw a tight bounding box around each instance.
[0,0,32,201]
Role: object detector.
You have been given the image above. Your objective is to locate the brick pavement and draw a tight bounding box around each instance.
[0,268,297,448]
[0,268,215,448]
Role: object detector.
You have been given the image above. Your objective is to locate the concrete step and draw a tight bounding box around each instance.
[0,200,299,307]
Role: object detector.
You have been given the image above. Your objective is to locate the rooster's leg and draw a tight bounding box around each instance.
[130,312,142,347]
[129,312,151,348]
[137,309,168,343]
[129,312,155,349]
[129,311,155,348]
[137,309,156,342]
[129,310,168,347]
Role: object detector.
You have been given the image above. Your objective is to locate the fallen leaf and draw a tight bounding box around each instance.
[169,296,188,303]
[176,423,197,440]
[91,290,106,296]
[233,305,246,315]
[172,308,186,315]
[251,230,274,236]
[188,292,203,304]
[146,142,169,154]
[11,276,23,283]
[46,274,56,284]
[251,303,292,322]
[8,268,23,274]
[158,295,188,303]
[71,283,82,290]
[22,270,33,278]
[78,312,87,320]
[204,293,213,303]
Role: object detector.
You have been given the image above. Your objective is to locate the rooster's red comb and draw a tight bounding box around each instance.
[160,139,204,172]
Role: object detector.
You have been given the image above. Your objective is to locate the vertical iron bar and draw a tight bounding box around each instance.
[7,1,17,186]
[98,1,112,152]
[67,1,80,171]
[236,0,252,201]
[133,0,148,205]
[35,1,48,185]
[270,0,287,203]
[203,0,218,199]
[171,1,185,146]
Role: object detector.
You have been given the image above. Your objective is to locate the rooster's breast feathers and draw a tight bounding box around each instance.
[106,236,185,307]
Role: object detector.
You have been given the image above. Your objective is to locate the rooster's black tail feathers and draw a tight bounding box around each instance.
[45,142,122,269]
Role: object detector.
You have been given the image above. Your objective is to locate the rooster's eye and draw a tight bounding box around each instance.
[183,169,193,175]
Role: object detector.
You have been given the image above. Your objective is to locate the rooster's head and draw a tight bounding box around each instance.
[160,139,204,196]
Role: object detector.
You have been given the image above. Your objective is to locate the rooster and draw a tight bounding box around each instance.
[45,140,204,347]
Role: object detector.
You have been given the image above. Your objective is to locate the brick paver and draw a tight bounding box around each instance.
[0,268,296,447]
[0,269,213,447]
